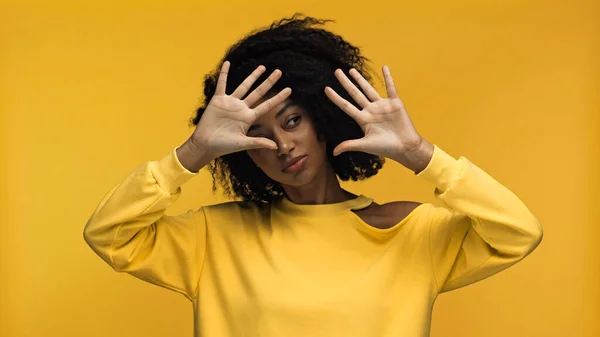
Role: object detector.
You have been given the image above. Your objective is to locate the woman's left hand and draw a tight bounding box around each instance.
[324,65,434,173]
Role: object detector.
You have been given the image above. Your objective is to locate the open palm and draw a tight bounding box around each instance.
[324,66,423,158]
[193,61,291,158]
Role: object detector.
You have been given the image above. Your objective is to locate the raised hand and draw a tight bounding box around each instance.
[324,65,434,173]
[192,61,291,159]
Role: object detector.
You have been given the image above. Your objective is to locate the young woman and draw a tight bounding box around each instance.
[84,14,543,337]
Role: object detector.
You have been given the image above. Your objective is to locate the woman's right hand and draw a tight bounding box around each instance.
[189,61,291,160]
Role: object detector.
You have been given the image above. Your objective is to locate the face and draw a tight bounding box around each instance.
[246,98,328,187]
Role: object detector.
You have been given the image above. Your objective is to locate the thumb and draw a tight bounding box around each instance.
[240,137,278,152]
[333,139,366,156]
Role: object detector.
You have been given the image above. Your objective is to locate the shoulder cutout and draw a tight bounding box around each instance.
[353,200,423,230]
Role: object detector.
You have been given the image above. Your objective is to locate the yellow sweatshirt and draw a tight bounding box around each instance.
[83,144,543,337]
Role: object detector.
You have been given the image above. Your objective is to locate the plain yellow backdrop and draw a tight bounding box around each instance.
[1,0,598,336]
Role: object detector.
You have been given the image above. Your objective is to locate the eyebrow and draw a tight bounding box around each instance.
[248,102,296,132]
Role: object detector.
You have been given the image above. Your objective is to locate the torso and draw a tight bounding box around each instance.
[352,200,422,229]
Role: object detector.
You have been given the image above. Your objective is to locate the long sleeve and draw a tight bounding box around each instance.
[417,145,543,294]
[83,146,204,301]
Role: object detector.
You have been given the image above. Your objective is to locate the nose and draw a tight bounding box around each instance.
[274,130,294,156]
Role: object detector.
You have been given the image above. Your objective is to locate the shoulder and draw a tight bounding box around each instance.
[380,200,423,211]
[378,200,425,220]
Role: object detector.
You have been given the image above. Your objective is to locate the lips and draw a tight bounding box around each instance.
[282,155,307,172]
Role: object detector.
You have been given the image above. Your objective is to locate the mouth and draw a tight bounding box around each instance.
[282,155,308,173]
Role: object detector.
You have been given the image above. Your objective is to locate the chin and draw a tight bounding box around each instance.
[273,169,309,188]
[280,160,325,188]
[258,150,328,188]
[281,173,314,188]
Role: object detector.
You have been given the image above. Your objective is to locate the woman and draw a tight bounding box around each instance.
[83,14,543,337]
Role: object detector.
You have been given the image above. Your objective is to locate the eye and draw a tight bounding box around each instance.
[286,116,301,128]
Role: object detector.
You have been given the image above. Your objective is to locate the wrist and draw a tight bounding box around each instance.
[409,139,434,174]
[393,138,434,174]
[176,138,214,173]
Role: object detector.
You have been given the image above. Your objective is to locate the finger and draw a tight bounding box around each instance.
[215,61,230,96]
[324,86,364,123]
[382,65,399,99]
[244,69,283,108]
[253,87,292,118]
[349,68,381,102]
[241,137,278,152]
[231,65,266,99]
[333,139,366,156]
[334,69,370,108]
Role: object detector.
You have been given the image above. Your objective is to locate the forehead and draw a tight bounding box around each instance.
[252,96,316,135]
[252,89,290,109]
[249,98,297,130]
[254,94,298,118]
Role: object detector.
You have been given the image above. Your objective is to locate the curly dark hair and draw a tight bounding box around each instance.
[190,13,386,203]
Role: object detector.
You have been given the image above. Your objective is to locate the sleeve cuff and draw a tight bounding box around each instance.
[415,144,463,192]
[152,146,199,194]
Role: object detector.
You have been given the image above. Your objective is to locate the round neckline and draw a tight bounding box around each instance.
[274,194,374,217]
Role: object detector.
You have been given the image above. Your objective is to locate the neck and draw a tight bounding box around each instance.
[281,161,356,205]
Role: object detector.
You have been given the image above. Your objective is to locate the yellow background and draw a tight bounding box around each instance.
[1,0,598,336]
